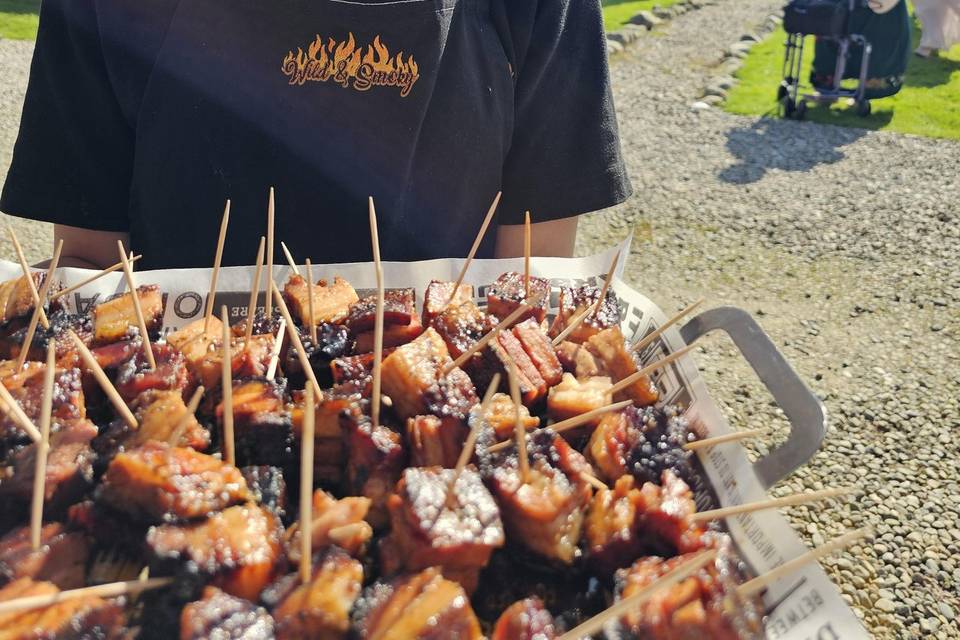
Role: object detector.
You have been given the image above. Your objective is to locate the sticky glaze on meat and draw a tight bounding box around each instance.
[548,284,621,344]
[284,274,359,326]
[421,281,473,326]
[0,522,89,589]
[343,413,405,530]
[240,466,288,522]
[0,576,124,639]
[217,378,293,468]
[115,343,194,403]
[285,490,372,564]
[180,586,277,640]
[93,285,163,345]
[487,272,550,324]
[491,597,559,640]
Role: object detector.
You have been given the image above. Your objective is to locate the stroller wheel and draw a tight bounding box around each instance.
[783,97,796,118]
[855,100,871,117]
[795,100,808,120]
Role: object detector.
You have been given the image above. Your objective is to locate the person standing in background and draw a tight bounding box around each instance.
[913,0,960,57]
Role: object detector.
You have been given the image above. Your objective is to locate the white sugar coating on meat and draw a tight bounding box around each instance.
[399,467,503,547]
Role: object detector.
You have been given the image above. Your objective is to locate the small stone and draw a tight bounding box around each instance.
[875,598,896,613]
[939,603,955,621]
[690,101,711,111]
[703,94,725,106]
[606,40,623,55]
[629,10,663,29]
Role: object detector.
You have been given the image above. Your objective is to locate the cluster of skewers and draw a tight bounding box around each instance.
[0,192,869,639]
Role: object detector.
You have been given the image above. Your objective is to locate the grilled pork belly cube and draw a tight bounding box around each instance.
[0,272,45,326]
[330,352,374,385]
[116,343,194,403]
[421,280,472,326]
[165,316,224,390]
[0,577,124,639]
[554,340,602,377]
[406,415,467,469]
[263,547,362,640]
[240,466,288,522]
[127,389,210,451]
[0,419,97,515]
[491,597,559,640]
[217,378,294,468]
[90,338,141,371]
[381,466,504,593]
[284,274,358,326]
[0,363,85,448]
[284,322,352,389]
[585,475,652,574]
[469,393,539,442]
[429,300,491,360]
[148,504,285,602]
[497,329,547,405]
[351,567,483,640]
[640,470,705,556]
[380,327,478,423]
[549,284,621,344]
[487,272,550,324]
[348,288,423,351]
[93,285,164,344]
[343,414,406,529]
[289,382,364,486]
[512,318,563,387]
[585,327,658,406]
[0,523,90,589]
[5,310,91,363]
[587,409,635,482]
[547,373,612,437]
[482,430,593,564]
[286,490,373,563]
[180,586,277,640]
[98,442,251,523]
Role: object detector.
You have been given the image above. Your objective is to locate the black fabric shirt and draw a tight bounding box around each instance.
[1,0,630,269]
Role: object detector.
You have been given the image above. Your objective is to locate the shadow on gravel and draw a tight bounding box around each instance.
[717,117,874,184]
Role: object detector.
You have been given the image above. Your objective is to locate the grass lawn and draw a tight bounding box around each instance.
[0,0,39,40]
[602,0,684,31]
[725,7,960,140]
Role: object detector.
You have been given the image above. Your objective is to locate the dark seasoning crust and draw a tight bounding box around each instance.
[0,269,766,639]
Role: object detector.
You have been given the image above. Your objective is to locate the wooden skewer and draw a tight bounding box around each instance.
[548,251,619,349]
[449,373,502,501]
[305,259,317,344]
[271,282,323,399]
[550,307,593,347]
[581,472,608,492]
[203,200,231,334]
[369,197,385,429]
[446,191,502,305]
[170,385,205,447]
[299,383,316,584]
[266,187,275,320]
[0,378,41,443]
[559,549,718,640]
[117,242,156,371]
[280,241,300,276]
[265,318,286,381]
[245,237,266,345]
[16,240,63,370]
[608,341,700,397]
[7,226,48,329]
[220,306,236,466]
[692,487,854,524]
[67,330,137,429]
[443,301,534,375]
[52,255,143,301]
[683,428,767,452]
[30,343,55,551]
[486,399,634,454]
[632,299,705,353]
[523,211,531,299]
[506,358,529,484]
[737,528,872,599]
[0,577,173,616]
[591,249,621,321]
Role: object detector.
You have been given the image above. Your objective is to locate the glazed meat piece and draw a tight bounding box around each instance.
[469,393,539,442]
[481,430,593,564]
[90,338,141,371]
[92,285,164,344]
[492,597,559,640]
[217,378,294,468]
[0,577,124,640]
[487,271,550,324]
[381,466,504,593]
[180,586,277,640]
[346,288,417,333]
[284,322,352,389]
[0,523,89,589]
[584,327,659,406]
[234,310,285,340]
[554,340,602,378]
[0,419,97,514]
[587,408,637,482]
[284,274,358,326]
[380,327,478,423]
[98,441,251,523]
[497,330,547,405]
[641,470,706,555]
[290,382,363,485]
[512,318,563,387]
[343,413,405,529]
[549,284,621,344]
[0,273,45,326]
[148,504,284,602]
[0,363,85,448]
[421,280,472,326]
[406,414,466,469]
[627,405,700,490]
[165,316,222,386]
[547,373,613,438]
[286,490,373,563]
[66,500,148,558]
[263,547,363,640]
[126,389,209,451]
[351,567,483,640]
[115,343,193,403]
[240,466,288,522]
[429,300,491,360]
[4,311,91,363]
[330,352,375,386]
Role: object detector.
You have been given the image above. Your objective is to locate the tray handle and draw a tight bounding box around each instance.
[680,306,827,489]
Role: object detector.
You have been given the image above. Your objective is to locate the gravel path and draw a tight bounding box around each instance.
[2,4,960,637]
[577,2,960,639]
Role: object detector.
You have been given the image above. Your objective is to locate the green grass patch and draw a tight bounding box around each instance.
[0,0,40,40]
[601,0,683,31]
[724,10,960,140]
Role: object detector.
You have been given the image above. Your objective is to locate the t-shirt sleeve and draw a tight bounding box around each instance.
[495,0,632,226]
[0,0,135,232]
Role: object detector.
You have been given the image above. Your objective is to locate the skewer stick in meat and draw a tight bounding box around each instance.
[0,377,41,442]
[632,298,705,353]
[486,399,634,453]
[551,307,593,347]
[280,241,301,276]
[170,385,205,446]
[67,330,137,429]
[446,191,502,306]
[549,249,620,348]
[16,240,63,370]
[559,548,718,640]
[266,187,276,320]
[592,249,620,321]
[271,282,323,399]
[299,383,316,583]
[449,373,501,503]
[506,358,530,484]
[608,341,700,397]
[683,428,767,452]
[53,255,143,301]
[30,343,55,551]
[7,226,48,329]
[220,306,236,466]
[305,258,318,343]
[691,487,854,524]
[203,200,231,334]
[580,473,608,491]
[244,237,267,345]
[369,197,385,429]
[737,528,872,598]
[443,301,535,375]
[0,577,173,615]
[266,319,286,381]
[524,211,531,299]
[117,242,156,371]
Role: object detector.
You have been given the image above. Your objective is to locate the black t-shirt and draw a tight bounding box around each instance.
[1,0,630,269]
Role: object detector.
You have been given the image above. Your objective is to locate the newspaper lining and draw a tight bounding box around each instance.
[0,242,866,639]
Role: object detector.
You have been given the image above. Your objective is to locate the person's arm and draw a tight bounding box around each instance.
[54,224,130,270]
[494,217,579,258]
